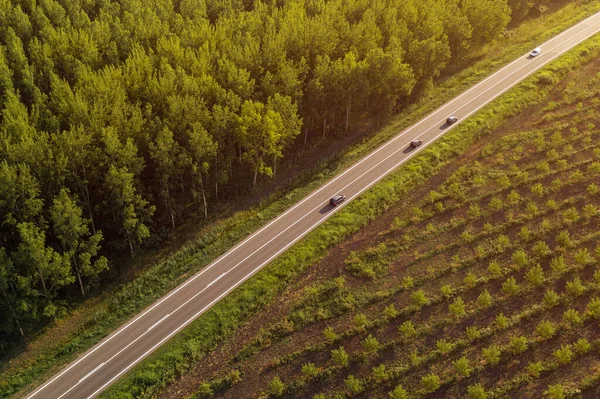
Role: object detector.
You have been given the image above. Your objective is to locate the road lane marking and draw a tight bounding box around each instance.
[28,11,600,399]
[78,363,105,383]
[147,314,171,332]
[206,272,227,288]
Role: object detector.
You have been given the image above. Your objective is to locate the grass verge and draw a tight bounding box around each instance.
[2,1,600,397]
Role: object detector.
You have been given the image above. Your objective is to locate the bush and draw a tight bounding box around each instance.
[331,347,349,367]
[545,384,566,399]
[371,364,390,383]
[399,321,417,339]
[464,273,478,288]
[361,335,380,354]
[476,290,493,309]
[389,385,409,399]
[536,320,556,340]
[411,289,429,307]
[449,297,467,319]
[495,313,510,330]
[466,326,481,340]
[509,336,529,354]
[467,383,488,399]
[195,382,214,398]
[454,356,472,377]
[383,304,399,319]
[543,290,560,307]
[301,363,318,378]
[553,345,574,365]
[421,373,441,393]
[525,264,545,287]
[563,309,582,327]
[532,241,551,257]
[549,256,567,275]
[353,313,369,331]
[436,339,454,355]
[344,375,363,395]
[268,377,285,396]
[502,277,519,295]
[488,260,503,276]
[512,249,529,268]
[565,277,586,297]
[482,344,501,365]
[574,248,594,267]
[587,297,600,318]
[527,361,544,378]
[573,338,591,354]
[323,326,339,343]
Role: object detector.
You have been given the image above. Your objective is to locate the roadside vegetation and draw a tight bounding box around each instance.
[146,30,600,399]
[2,0,600,398]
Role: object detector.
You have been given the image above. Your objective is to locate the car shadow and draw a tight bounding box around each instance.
[403,147,415,154]
[439,123,451,130]
[319,204,334,214]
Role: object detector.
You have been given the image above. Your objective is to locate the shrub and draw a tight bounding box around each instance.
[550,255,567,274]
[502,276,519,295]
[389,385,409,399]
[536,320,556,340]
[532,241,551,257]
[383,304,399,319]
[525,264,545,287]
[587,183,599,196]
[402,276,415,288]
[461,230,475,243]
[467,383,487,399]
[573,338,592,354]
[361,335,380,354]
[482,344,501,366]
[399,321,417,339]
[466,326,481,340]
[301,363,318,378]
[546,199,558,210]
[531,183,545,197]
[495,313,510,330]
[509,336,529,354]
[507,190,522,205]
[411,289,429,307]
[421,373,441,393]
[323,326,339,343]
[353,313,369,331]
[574,248,594,267]
[371,364,390,383]
[562,207,580,224]
[488,260,503,277]
[488,197,504,211]
[543,290,560,308]
[526,202,539,215]
[441,284,454,297]
[195,382,214,397]
[331,347,349,367]
[519,226,532,241]
[527,361,544,378]
[587,297,600,318]
[496,235,511,252]
[268,377,285,396]
[566,277,585,297]
[464,273,478,288]
[436,339,454,355]
[512,249,528,269]
[476,290,493,309]
[454,356,472,377]
[563,309,582,327]
[468,204,482,219]
[583,204,599,219]
[545,384,566,399]
[537,161,551,173]
[344,375,363,395]
[449,297,467,319]
[553,345,574,365]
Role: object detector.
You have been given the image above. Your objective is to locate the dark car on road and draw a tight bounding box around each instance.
[446,116,458,125]
[410,139,423,148]
[330,194,346,206]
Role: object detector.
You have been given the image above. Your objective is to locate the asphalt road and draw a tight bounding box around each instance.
[27,11,600,399]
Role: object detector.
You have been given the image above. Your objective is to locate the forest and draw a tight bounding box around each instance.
[0,0,555,342]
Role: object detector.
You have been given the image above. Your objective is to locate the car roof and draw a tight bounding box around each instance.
[332,194,344,200]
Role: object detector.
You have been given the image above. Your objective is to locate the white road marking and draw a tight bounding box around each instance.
[206,272,227,288]
[147,314,170,332]
[27,11,600,399]
[78,363,105,384]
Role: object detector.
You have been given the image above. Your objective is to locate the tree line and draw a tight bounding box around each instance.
[0,0,553,339]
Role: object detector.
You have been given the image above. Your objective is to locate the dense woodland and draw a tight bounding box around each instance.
[0,0,557,340]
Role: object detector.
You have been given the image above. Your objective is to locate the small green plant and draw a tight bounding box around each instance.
[518,226,532,241]
[371,364,390,383]
[563,309,582,327]
[449,297,467,319]
[464,272,478,288]
[544,384,566,399]
[495,313,510,330]
[421,373,441,393]
[502,276,519,295]
[399,321,417,339]
[531,182,545,197]
[383,304,399,319]
[440,284,454,297]
[344,375,363,395]
[488,260,503,276]
[587,297,600,318]
[411,289,429,307]
[331,347,349,367]
[488,197,504,211]
[482,344,501,366]
[574,248,594,267]
[323,326,339,343]
[573,338,592,354]
[454,356,472,377]
[195,382,214,397]
[512,249,529,269]
[466,326,481,340]
[361,334,380,354]
[536,320,556,340]
[562,207,580,224]
[527,361,545,378]
[525,264,545,287]
[353,313,369,332]
[543,290,561,307]
[587,183,599,196]
[436,339,454,355]
[388,385,409,399]
[566,277,586,297]
[476,290,493,309]
[467,383,488,399]
[509,336,529,354]
[553,344,574,365]
[532,241,551,257]
[550,256,567,274]
[301,362,318,378]
[468,204,482,219]
[268,376,285,396]
[507,190,522,205]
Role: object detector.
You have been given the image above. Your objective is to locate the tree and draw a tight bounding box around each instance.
[331,346,349,367]
[104,165,155,256]
[267,376,284,396]
[389,385,409,399]
[463,0,511,48]
[186,123,218,218]
[50,188,108,296]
